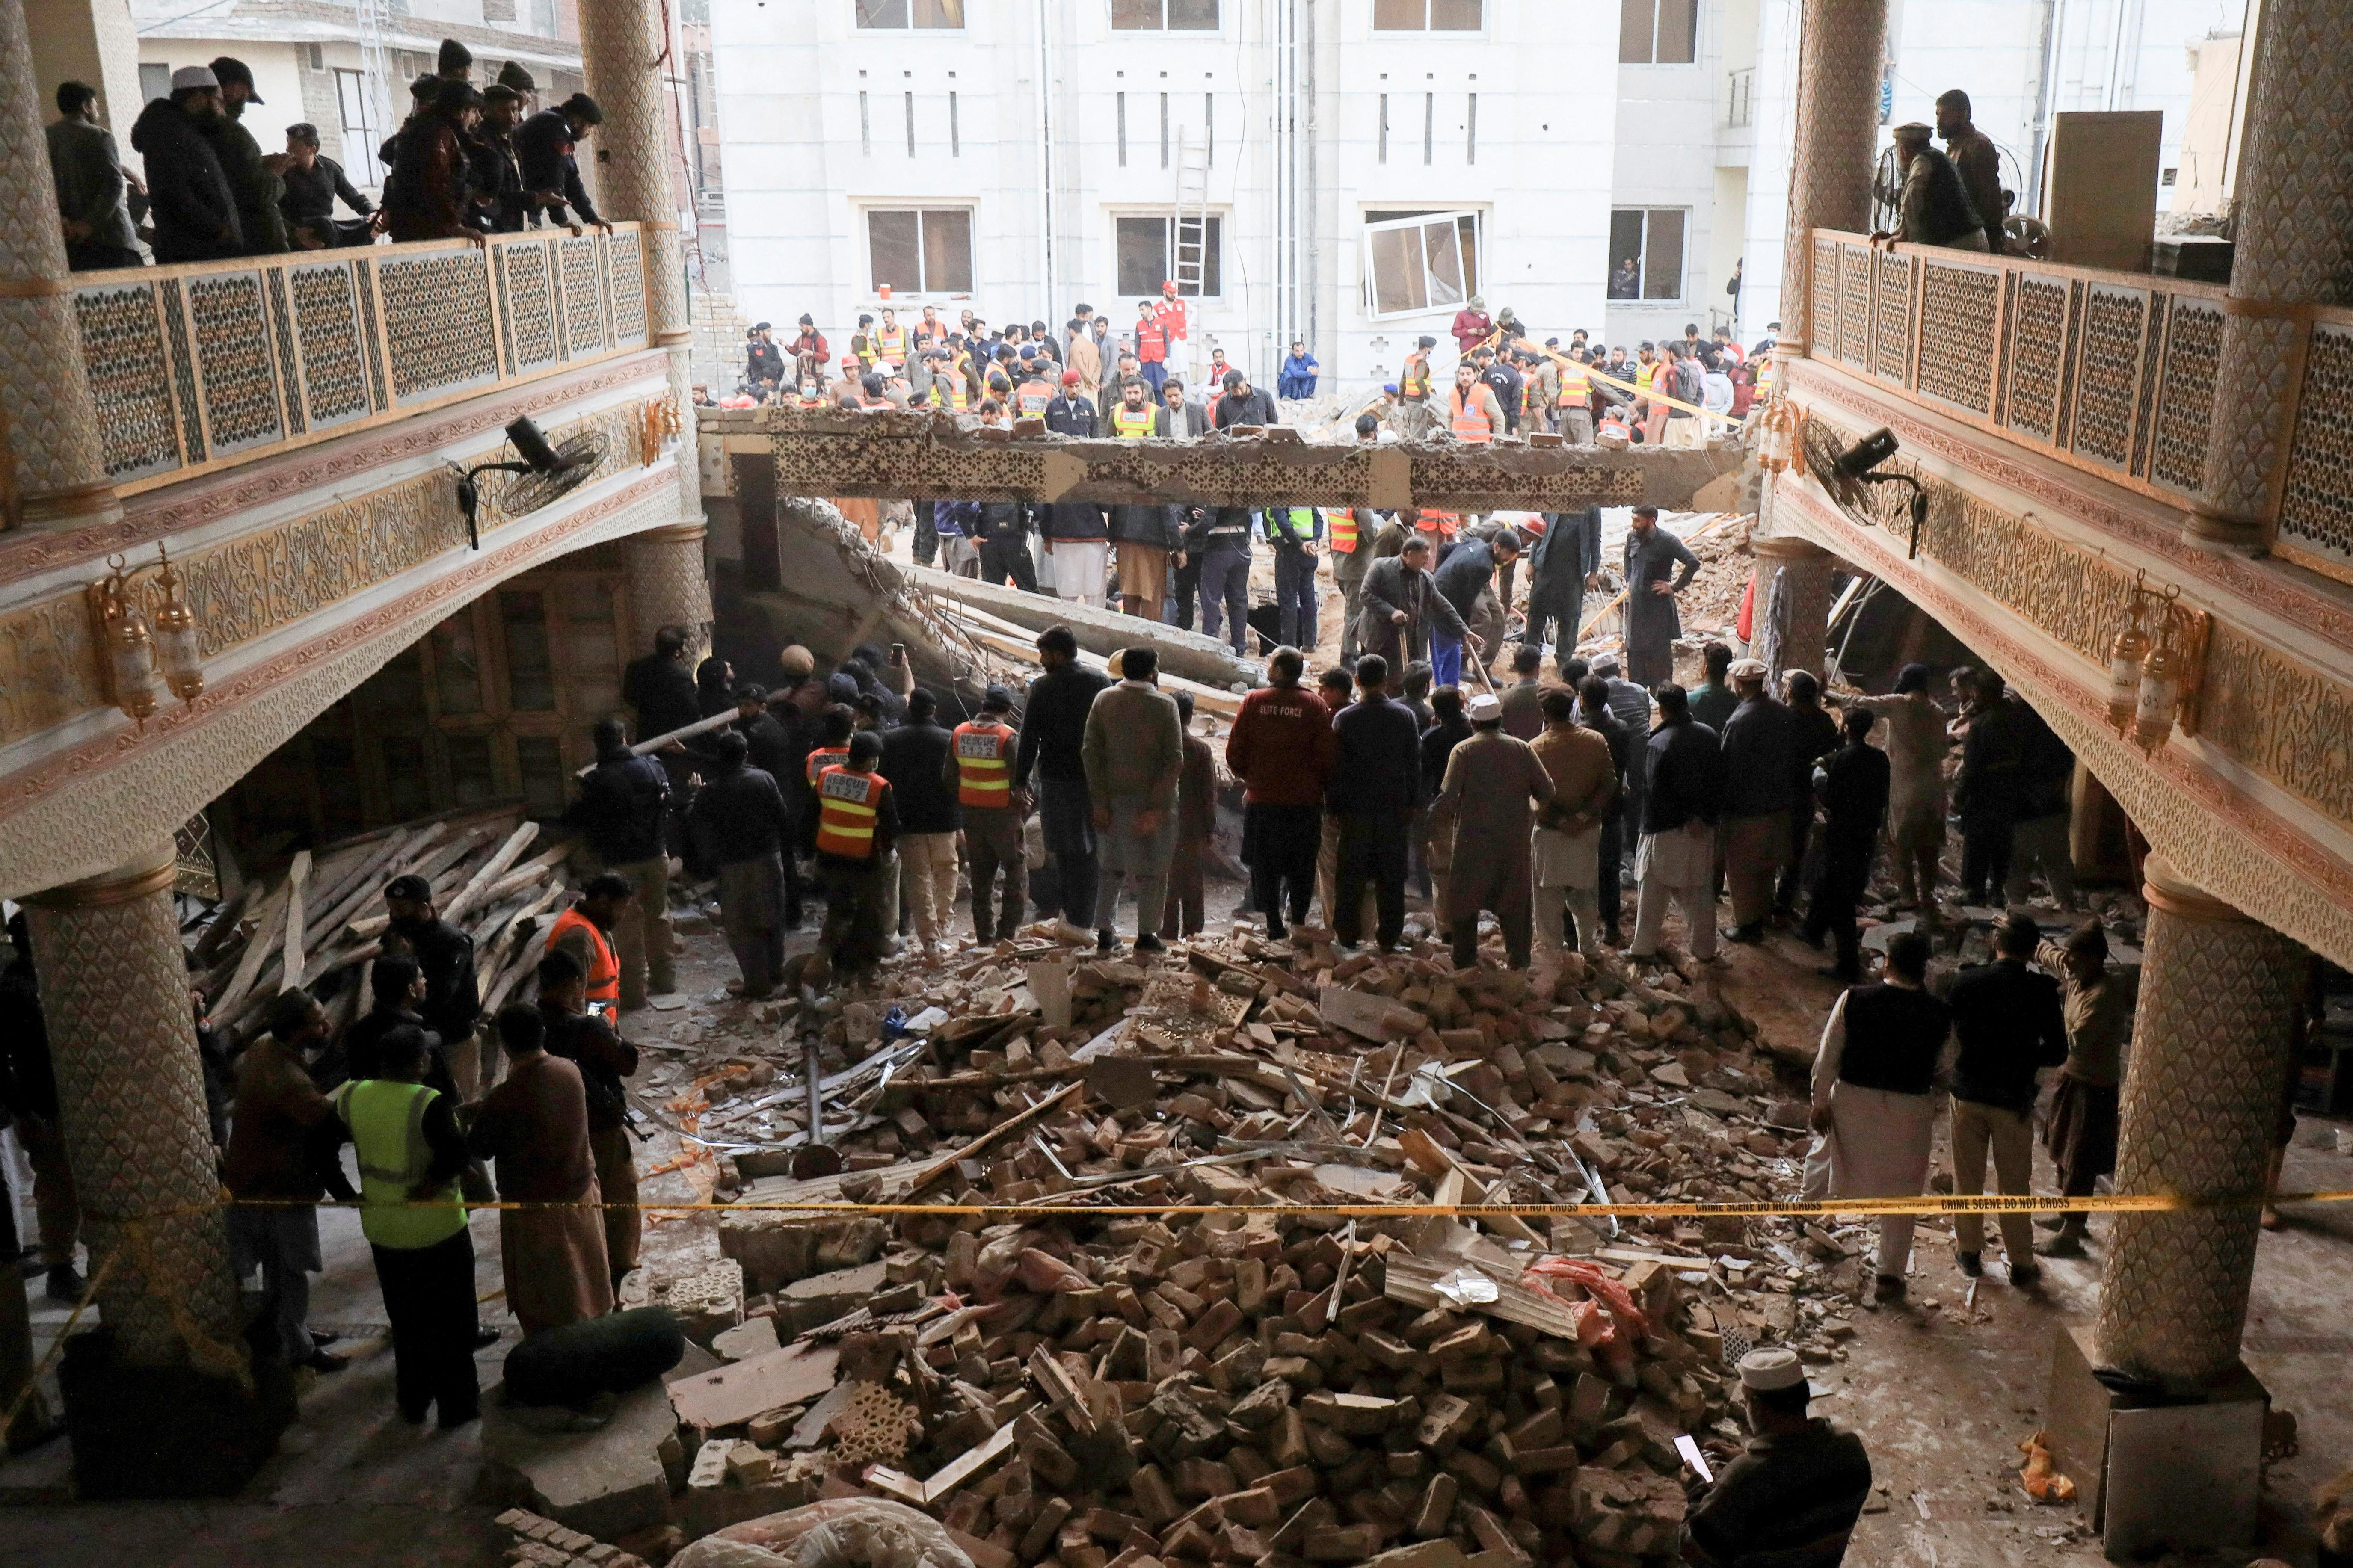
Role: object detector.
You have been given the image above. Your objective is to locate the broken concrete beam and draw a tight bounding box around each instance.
[717,1212,889,1296]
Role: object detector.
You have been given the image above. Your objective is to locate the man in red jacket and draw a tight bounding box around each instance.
[1451,295,1493,356]
[1225,646,1337,940]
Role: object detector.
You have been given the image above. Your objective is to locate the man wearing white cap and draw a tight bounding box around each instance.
[1683,1347,1872,1568]
[130,68,242,263]
[1428,692,1556,970]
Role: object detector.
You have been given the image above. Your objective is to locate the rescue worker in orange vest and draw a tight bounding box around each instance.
[945,685,1026,943]
[1449,360,1503,444]
[875,307,907,369]
[814,730,901,978]
[1555,349,1595,445]
[1133,299,1170,397]
[1014,345,1055,417]
[1397,334,1438,440]
[687,730,796,998]
[925,347,968,411]
[544,873,631,1031]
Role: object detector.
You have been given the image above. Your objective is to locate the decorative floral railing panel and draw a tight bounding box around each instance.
[72,225,651,497]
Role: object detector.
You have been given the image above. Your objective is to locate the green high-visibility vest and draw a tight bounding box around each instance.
[334,1079,468,1250]
[1265,506,1317,542]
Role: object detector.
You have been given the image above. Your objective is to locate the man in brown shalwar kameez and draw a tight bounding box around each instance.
[537,947,642,1290]
[1428,692,1558,970]
[466,1002,611,1337]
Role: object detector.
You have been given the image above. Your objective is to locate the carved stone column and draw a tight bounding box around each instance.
[627,522,714,662]
[22,842,239,1369]
[1748,533,1834,682]
[0,0,122,532]
[2188,0,2353,552]
[1774,0,1889,358]
[577,0,703,531]
[2095,857,2305,1388]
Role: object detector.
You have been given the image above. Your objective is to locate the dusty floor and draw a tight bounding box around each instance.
[3,890,2349,1568]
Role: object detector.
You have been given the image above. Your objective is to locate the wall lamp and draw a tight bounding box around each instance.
[2105,567,2211,753]
[1831,427,1928,558]
[88,544,203,727]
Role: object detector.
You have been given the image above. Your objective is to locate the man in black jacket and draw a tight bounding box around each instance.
[383,875,483,1092]
[687,731,794,998]
[880,690,962,957]
[514,93,607,232]
[1717,660,1795,944]
[1577,676,1636,947]
[279,122,374,247]
[1953,668,2025,905]
[1777,670,1843,918]
[130,70,242,262]
[975,500,1041,593]
[334,954,456,1100]
[204,57,288,254]
[1,921,82,1302]
[1524,509,1601,672]
[1803,708,1889,982]
[623,624,706,855]
[1630,683,1725,963]
[1944,912,2069,1284]
[1014,627,1111,941]
[564,716,676,1006]
[1213,369,1277,430]
[472,84,528,232]
[1328,655,1422,952]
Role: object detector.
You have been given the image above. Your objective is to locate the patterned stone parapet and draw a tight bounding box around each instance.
[22,843,240,1368]
[719,407,1742,513]
[67,227,651,499]
[2096,858,2305,1388]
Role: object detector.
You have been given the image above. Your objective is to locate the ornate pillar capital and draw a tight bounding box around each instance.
[2140,855,2255,926]
[1749,533,1833,563]
[22,839,178,908]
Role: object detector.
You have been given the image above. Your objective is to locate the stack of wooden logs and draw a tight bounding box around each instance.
[193,808,578,1043]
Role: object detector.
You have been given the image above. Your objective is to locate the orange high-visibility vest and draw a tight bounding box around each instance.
[951,720,1016,808]
[1400,352,1431,399]
[1449,386,1494,443]
[1416,509,1460,539]
[814,766,883,859]
[1016,377,1053,415]
[546,906,620,1015]
[877,325,907,361]
[1557,362,1590,405]
[1327,509,1360,553]
[805,745,849,787]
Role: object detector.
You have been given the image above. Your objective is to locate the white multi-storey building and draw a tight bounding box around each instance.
[708,0,2251,399]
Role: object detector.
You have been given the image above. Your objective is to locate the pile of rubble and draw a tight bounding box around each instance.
[496,925,1885,1568]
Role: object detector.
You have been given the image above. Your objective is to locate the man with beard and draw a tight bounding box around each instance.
[381,873,484,1093]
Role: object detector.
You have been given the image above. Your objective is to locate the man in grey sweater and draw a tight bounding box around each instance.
[1081,648,1187,953]
[47,82,142,270]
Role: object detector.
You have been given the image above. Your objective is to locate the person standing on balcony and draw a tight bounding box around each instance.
[385,79,486,245]
[470,86,527,233]
[47,82,142,270]
[131,68,243,263]
[1873,123,1988,252]
[279,123,376,249]
[1935,90,2009,256]
[198,58,288,256]
[517,93,610,236]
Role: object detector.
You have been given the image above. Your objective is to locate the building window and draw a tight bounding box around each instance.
[1373,0,1482,30]
[1619,0,1698,64]
[1608,208,1686,299]
[854,0,964,27]
[1363,210,1480,318]
[332,70,386,182]
[1117,215,1222,298]
[139,62,172,103]
[868,208,974,294]
[1112,0,1218,27]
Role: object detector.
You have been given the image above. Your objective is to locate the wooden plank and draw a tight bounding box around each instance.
[301,826,421,952]
[441,822,540,924]
[1381,1252,1582,1340]
[666,1341,842,1430]
[1396,1127,1544,1246]
[279,850,311,991]
[907,1080,1084,1197]
[907,1421,1017,1503]
[212,879,290,1015]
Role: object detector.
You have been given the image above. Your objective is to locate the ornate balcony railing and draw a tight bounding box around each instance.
[1807,229,2353,584]
[71,224,652,497]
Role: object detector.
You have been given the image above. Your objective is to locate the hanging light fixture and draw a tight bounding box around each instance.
[2106,571,2149,734]
[1754,396,1798,474]
[87,546,206,727]
[2133,595,2183,754]
[148,544,204,701]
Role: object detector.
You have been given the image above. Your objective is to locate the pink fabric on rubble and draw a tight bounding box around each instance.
[1522,1255,1648,1375]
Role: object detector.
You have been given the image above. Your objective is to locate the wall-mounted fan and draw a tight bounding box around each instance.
[452,416,608,548]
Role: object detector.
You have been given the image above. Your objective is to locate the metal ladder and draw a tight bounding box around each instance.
[1174,131,1209,375]
[353,0,397,186]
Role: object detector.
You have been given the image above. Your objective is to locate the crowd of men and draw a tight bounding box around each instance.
[46,38,607,269]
